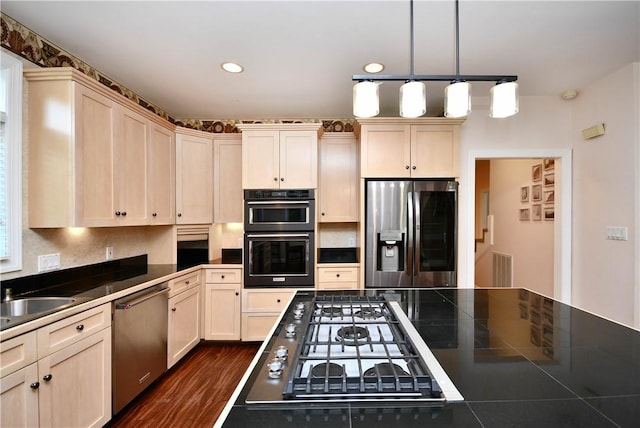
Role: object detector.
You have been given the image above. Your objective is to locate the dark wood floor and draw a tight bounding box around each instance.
[106,342,259,428]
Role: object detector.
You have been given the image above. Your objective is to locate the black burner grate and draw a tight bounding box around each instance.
[282,295,438,400]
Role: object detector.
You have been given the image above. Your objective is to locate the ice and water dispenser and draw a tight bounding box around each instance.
[376,230,404,271]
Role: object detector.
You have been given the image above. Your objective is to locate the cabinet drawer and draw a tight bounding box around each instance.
[317,267,358,283]
[205,268,241,284]
[168,270,201,296]
[36,304,110,359]
[242,290,295,312]
[0,331,37,378]
[316,282,359,291]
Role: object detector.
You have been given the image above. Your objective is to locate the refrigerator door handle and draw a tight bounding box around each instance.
[413,189,421,277]
[407,189,414,279]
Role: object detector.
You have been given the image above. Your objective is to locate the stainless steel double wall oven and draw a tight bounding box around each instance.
[244,189,315,287]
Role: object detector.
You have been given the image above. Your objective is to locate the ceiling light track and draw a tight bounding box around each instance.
[352,0,519,119]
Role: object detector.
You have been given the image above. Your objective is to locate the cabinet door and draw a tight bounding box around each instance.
[117,107,149,225]
[168,287,201,368]
[149,123,175,224]
[176,133,213,224]
[241,313,280,342]
[319,135,358,222]
[411,125,460,178]
[0,363,39,428]
[214,138,243,222]
[38,328,111,428]
[360,123,411,178]
[242,130,280,189]
[75,84,118,226]
[204,283,241,341]
[279,130,318,189]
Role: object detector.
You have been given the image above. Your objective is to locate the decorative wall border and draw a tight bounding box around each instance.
[1,12,354,133]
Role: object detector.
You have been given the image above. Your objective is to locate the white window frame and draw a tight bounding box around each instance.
[0,51,23,273]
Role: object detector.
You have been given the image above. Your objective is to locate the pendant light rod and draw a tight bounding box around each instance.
[454,0,460,77]
[409,0,415,78]
[353,74,517,82]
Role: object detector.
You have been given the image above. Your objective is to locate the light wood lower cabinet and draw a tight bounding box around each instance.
[167,271,202,369]
[167,286,201,369]
[203,268,242,341]
[0,362,39,427]
[1,304,112,428]
[241,289,296,342]
[316,264,360,290]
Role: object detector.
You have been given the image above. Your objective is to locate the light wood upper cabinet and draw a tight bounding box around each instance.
[149,123,176,224]
[358,118,464,178]
[25,67,174,228]
[175,128,213,224]
[214,136,243,223]
[239,123,322,189]
[318,133,359,222]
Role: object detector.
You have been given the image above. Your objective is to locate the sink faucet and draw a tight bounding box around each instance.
[3,288,12,302]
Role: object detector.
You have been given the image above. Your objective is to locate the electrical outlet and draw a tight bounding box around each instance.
[606,226,628,241]
[37,253,60,272]
[106,246,114,260]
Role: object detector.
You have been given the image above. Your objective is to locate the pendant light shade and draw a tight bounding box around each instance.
[490,81,519,118]
[444,81,471,118]
[400,81,426,118]
[353,81,380,118]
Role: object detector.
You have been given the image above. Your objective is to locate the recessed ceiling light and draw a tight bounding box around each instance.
[560,89,578,100]
[363,62,384,74]
[221,62,244,73]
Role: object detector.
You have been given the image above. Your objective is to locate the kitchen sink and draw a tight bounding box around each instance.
[1,297,78,317]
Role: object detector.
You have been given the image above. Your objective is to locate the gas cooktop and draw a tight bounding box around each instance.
[246,295,463,405]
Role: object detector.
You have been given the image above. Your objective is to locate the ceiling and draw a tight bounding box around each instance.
[2,1,639,120]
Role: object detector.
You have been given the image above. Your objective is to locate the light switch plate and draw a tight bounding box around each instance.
[606,226,628,241]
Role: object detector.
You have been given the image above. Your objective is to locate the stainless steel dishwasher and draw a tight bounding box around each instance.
[112,283,169,414]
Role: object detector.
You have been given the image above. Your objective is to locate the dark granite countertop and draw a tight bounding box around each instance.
[218,288,640,427]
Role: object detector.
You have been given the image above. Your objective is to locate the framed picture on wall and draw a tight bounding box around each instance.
[532,204,542,221]
[532,163,542,182]
[544,207,555,221]
[532,184,542,201]
[543,190,555,204]
[520,208,531,221]
[544,173,555,187]
[544,158,555,171]
[520,186,529,202]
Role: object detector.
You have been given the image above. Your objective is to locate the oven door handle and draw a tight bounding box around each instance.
[246,233,310,238]
[246,201,310,205]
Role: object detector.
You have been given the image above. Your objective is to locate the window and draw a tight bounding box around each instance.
[0,51,23,273]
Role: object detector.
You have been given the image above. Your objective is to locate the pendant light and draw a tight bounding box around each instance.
[353,81,380,118]
[490,80,519,118]
[352,0,518,119]
[444,0,471,118]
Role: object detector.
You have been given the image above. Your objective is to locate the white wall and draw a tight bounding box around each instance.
[571,63,639,328]
[459,63,639,329]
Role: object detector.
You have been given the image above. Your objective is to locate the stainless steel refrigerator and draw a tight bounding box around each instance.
[365,179,458,288]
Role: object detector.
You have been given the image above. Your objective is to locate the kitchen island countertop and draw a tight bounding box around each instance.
[217,288,640,427]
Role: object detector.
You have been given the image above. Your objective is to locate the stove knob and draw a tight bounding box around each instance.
[285,323,297,338]
[293,308,304,319]
[267,358,284,378]
[274,345,288,361]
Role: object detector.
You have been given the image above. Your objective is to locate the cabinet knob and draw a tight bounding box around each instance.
[277,299,281,303]
[412,166,416,170]
[178,213,182,217]
[321,212,325,216]
[273,177,278,182]
[185,280,190,285]
[235,292,239,296]
[115,211,121,216]
[152,212,157,217]
[30,382,40,389]
[42,374,52,382]
[336,274,340,278]
[221,275,225,279]
[171,307,177,312]
[76,324,84,331]
[121,211,127,216]
[280,177,284,182]
[405,165,410,170]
